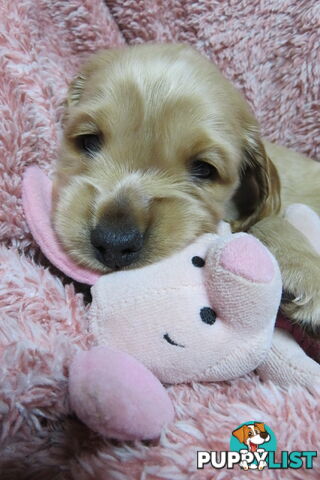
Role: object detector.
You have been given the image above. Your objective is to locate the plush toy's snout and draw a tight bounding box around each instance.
[205,234,280,331]
[218,235,275,283]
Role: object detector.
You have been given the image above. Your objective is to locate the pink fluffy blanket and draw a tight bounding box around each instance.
[0,1,319,478]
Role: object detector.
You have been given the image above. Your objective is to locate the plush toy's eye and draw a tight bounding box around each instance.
[200,307,216,325]
[190,160,218,181]
[192,256,205,267]
[76,133,102,155]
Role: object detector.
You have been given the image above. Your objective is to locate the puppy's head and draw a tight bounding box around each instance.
[53,44,280,272]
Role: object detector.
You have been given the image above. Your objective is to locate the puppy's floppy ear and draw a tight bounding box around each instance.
[230,127,281,232]
[232,425,249,444]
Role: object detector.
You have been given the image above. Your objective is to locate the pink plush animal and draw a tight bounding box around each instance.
[22,167,320,441]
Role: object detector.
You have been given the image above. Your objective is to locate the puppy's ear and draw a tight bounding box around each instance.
[232,425,249,444]
[230,128,281,232]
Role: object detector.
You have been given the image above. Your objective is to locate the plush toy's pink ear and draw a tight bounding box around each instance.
[284,203,320,255]
[22,166,101,285]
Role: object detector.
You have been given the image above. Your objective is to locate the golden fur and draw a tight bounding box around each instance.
[53,43,320,335]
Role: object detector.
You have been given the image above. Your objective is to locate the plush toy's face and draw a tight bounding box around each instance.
[89,232,282,384]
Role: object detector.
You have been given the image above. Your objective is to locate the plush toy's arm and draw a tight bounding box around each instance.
[256,328,320,390]
[69,346,174,440]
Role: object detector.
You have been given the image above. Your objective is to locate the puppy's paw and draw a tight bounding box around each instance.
[276,235,320,338]
[250,215,320,338]
[281,282,320,338]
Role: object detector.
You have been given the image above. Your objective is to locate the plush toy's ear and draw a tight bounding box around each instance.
[22,166,101,285]
[217,221,232,236]
[284,204,320,255]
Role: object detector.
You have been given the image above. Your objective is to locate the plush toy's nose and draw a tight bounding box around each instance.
[90,222,144,269]
[219,235,274,283]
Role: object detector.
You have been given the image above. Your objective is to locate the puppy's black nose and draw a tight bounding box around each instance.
[90,223,144,269]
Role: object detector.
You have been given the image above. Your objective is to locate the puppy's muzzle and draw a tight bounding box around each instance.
[90,221,144,269]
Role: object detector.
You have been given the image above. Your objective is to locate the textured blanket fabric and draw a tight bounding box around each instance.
[0,0,319,478]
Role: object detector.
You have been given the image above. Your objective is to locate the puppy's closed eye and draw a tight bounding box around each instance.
[190,159,219,181]
[75,133,102,156]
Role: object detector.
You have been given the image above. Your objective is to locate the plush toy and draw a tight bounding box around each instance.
[22,167,320,441]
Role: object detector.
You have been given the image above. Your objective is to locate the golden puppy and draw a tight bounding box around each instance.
[53,43,320,335]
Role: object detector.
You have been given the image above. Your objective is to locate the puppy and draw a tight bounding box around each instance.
[53,43,320,335]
